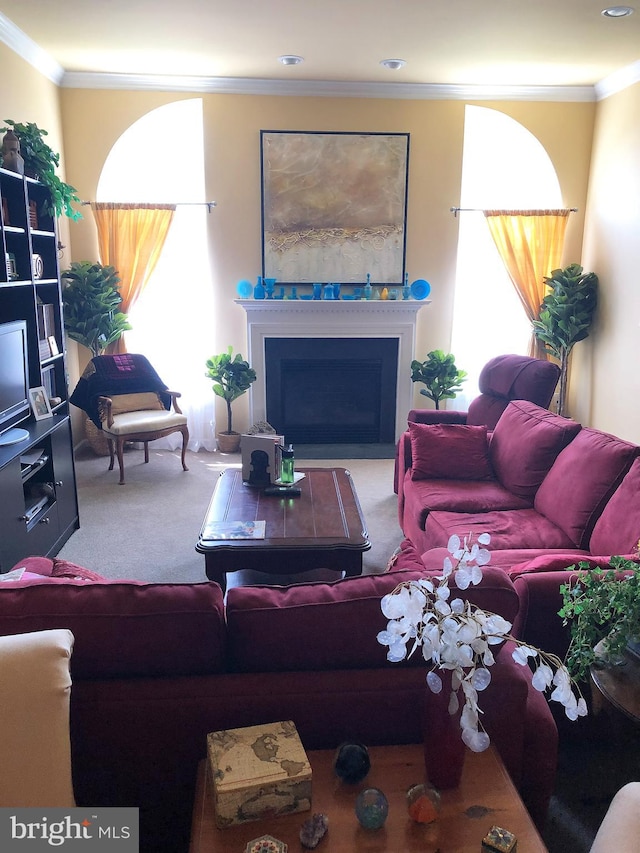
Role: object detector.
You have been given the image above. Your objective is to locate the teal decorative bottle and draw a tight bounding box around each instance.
[403,273,411,300]
[364,273,372,300]
[254,276,265,299]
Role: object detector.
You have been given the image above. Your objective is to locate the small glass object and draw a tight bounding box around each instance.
[403,272,411,300]
[312,283,322,299]
[355,787,389,829]
[254,276,265,299]
[406,783,441,824]
[264,278,276,298]
[323,283,334,300]
[280,444,295,484]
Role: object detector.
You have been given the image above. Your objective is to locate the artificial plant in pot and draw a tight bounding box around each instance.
[62,261,132,357]
[559,554,640,683]
[532,263,598,417]
[205,346,257,453]
[410,349,467,410]
[1,120,82,220]
[62,261,132,457]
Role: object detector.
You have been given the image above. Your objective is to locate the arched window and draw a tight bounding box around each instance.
[96,98,217,450]
[451,106,562,409]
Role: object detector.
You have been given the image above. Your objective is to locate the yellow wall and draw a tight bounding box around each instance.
[578,82,640,442]
[57,88,595,432]
[2,40,607,437]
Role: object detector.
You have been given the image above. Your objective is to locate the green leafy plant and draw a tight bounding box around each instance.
[205,347,257,435]
[410,349,467,410]
[559,554,640,682]
[1,120,82,220]
[62,261,131,356]
[533,263,598,417]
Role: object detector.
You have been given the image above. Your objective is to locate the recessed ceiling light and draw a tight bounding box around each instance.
[601,6,634,16]
[278,55,304,66]
[380,58,407,71]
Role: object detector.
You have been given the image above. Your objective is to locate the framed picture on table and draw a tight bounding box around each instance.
[29,386,53,420]
[261,130,409,286]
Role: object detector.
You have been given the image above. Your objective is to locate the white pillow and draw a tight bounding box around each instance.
[0,629,75,807]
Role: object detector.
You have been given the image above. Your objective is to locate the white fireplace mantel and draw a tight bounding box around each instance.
[237,299,429,441]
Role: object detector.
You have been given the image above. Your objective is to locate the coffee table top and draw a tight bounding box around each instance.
[196,467,370,555]
[189,743,547,852]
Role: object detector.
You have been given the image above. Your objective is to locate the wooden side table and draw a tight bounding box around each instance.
[590,640,640,722]
[189,743,547,852]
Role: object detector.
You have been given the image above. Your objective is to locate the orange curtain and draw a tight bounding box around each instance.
[483,209,571,359]
[90,203,176,353]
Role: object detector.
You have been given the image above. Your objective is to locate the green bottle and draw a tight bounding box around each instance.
[280,444,295,484]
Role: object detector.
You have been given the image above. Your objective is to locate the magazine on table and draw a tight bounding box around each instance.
[201,520,266,541]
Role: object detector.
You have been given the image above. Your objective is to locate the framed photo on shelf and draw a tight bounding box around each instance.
[260,130,409,286]
[29,386,53,420]
[47,336,59,356]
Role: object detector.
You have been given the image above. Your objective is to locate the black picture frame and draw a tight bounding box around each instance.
[261,130,409,286]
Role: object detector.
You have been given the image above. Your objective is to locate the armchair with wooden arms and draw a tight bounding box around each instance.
[70,353,189,485]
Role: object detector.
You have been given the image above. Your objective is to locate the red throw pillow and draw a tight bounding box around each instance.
[409,422,493,481]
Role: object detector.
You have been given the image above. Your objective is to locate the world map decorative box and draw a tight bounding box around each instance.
[207,720,312,828]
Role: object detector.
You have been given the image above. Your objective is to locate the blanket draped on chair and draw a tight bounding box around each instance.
[70,354,172,428]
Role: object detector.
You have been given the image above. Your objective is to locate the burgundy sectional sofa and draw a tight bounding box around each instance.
[396,399,640,657]
[0,555,557,849]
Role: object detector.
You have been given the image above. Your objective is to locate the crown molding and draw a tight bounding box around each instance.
[60,71,597,102]
[595,60,640,100]
[0,13,63,85]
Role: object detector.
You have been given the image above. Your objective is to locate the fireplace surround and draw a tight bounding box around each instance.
[238,299,428,443]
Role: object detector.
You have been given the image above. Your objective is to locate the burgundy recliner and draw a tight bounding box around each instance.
[394,354,560,493]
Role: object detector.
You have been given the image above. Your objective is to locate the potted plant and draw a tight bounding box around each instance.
[62,261,132,357]
[62,261,132,457]
[205,346,257,453]
[1,120,82,220]
[559,554,640,683]
[533,263,598,417]
[410,349,467,410]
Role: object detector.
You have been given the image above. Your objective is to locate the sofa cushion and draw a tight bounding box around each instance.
[225,567,520,673]
[423,508,576,552]
[402,476,532,532]
[409,423,493,481]
[0,581,226,679]
[489,401,581,499]
[534,428,639,549]
[582,458,640,556]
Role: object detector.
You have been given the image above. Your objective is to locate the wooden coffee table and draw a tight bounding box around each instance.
[196,467,370,592]
[189,743,547,852]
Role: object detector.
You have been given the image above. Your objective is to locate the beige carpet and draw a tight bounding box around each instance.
[57,444,403,586]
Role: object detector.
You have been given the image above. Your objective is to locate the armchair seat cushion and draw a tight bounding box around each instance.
[102,409,188,436]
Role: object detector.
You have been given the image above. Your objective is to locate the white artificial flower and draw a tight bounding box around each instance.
[377,532,585,752]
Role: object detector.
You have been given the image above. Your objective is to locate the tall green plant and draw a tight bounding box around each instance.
[62,262,131,356]
[410,349,467,410]
[533,263,598,417]
[1,120,82,220]
[205,347,257,434]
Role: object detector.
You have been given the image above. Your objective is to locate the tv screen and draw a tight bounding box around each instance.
[0,320,31,446]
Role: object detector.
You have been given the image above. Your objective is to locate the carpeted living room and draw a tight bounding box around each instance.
[2,3,640,852]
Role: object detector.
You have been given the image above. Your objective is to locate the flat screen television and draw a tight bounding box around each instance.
[0,319,31,446]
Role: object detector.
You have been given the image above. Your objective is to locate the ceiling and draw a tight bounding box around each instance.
[1,0,639,97]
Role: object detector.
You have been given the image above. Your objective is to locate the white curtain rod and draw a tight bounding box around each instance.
[450,206,577,218]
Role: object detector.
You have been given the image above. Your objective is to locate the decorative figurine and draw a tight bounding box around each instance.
[406,783,441,824]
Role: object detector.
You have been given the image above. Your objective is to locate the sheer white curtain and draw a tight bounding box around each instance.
[450,106,563,410]
[96,98,217,450]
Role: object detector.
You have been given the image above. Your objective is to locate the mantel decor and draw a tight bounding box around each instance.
[260,131,409,286]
